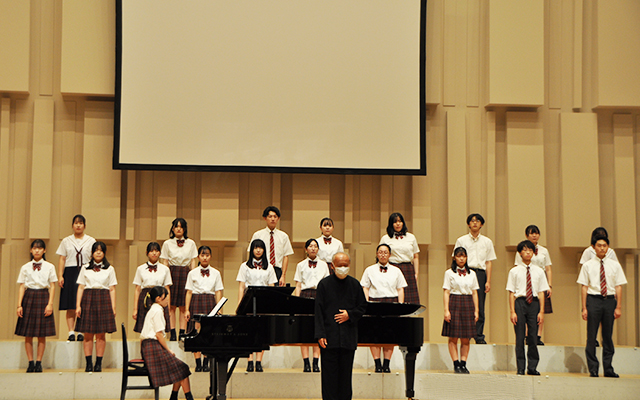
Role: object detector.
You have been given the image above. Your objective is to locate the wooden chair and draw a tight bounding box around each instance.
[120,323,159,400]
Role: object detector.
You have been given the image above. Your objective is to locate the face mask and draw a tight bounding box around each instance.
[334,266,349,278]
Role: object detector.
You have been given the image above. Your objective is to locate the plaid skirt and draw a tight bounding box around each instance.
[74,289,116,334]
[15,289,56,337]
[391,262,420,305]
[300,289,317,299]
[141,339,191,388]
[134,288,171,333]
[169,265,189,307]
[442,294,476,338]
[543,291,553,314]
[186,293,217,333]
[59,266,80,310]
[369,296,398,303]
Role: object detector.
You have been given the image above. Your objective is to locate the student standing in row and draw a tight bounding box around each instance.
[580,227,618,265]
[379,212,420,304]
[453,213,496,344]
[317,217,344,274]
[161,218,198,341]
[132,242,172,333]
[248,206,293,286]
[75,241,117,372]
[15,240,57,373]
[294,238,330,373]
[57,214,95,342]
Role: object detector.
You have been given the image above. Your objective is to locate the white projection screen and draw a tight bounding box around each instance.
[115,0,426,175]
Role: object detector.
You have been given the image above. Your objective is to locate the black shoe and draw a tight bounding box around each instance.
[77,333,84,341]
[246,361,254,372]
[383,366,391,373]
[604,372,619,378]
[34,362,43,373]
[537,336,544,346]
[313,364,320,373]
[527,369,540,376]
[85,361,93,372]
[475,338,487,344]
[374,358,383,373]
[453,361,462,373]
[255,362,263,372]
[303,363,311,372]
[203,358,210,372]
[595,340,599,347]
[93,363,102,372]
[68,333,75,342]
[195,365,203,372]
[460,361,470,374]
[517,369,525,375]
[26,362,35,373]
[170,330,177,342]
[589,372,599,377]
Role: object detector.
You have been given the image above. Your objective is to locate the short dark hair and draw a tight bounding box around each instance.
[144,286,169,309]
[72,214,86,225]
[30,239,47,261]
[146,242,161,254]
[386,213,408,237]
[375,243,391,263]
[525,225,540,236]
[467,213,485,225]
[593,235,609,246]
[91,241,110,267]
[305,238,319,249]
[451,247,468,272]
[591,227,609,245]
[320,217,333,227]
[262,206,281,218]
[517,240,536,253]
[247,239,269,269]
[197,245,212,265]
[169,218,188,239]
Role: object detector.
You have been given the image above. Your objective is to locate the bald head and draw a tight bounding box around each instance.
[332,252,350,279]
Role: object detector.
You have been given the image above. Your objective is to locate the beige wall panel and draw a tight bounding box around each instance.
[125,171,135,240]
[379,176,391,228]
[38,0,54,96]
[0,99,10,238]
[155,171,177,241]
[466,0,480,107]
[412,175,431,245]
[506,112,546,246]
[391,176,412,218]
[559,113,600,247]
[179,172,199,226]
[612,114,637,249]
[467,109,482,212]
[81,101,120,239]
[344,175,353,244]
[137,171,155,241]
[291,174,329,243]
[425,0,442,104]
[595,0,640,107]
[548,0,562,109]
[201,172,240,241]
[1,244,14,338]
[618,254,636,345]
[358,176,373,245]
[0,0,30,92]
[224,246,245,312]
[12,101,30,240]
[446,110,467,244]
[29,99,55,239]
[573,0,583,109]
[488,0,544,106]
[55,101,80,239]
[486,111,497,240]
[60,0,115,95]
[442,0,457,106]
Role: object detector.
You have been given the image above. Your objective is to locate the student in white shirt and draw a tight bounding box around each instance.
[579,227,618,265]
[317,217,344,272]
[247,206,294,286]
[132,242,172,333]
[294,238,330,373]
[15,240,57,373]
[379,212,420,304]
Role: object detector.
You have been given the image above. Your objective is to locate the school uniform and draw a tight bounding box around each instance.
[579,246,618,264]
[317,235,344,273]
[15,260,58,338]
[185,266,224,333]
[294,257,330,299]
[441,268,479,339]
[515,244,553,313]
[506,261,550,373]
[56,235,96,310]
[248,228,294,281]
[74,263,117,334]
[577,257,627,376]
[360,263,407,303]
[140,303,191,388]
[380,232,420,304]
[160,237,198,307]
[454,233,497,342]
[236,261,278,289]
[132,262,173,333]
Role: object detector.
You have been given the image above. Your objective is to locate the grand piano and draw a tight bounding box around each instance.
[181,286,424,400]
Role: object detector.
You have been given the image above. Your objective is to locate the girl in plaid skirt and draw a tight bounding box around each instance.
[185,245,223,372]
[141,286,193,400]
[15,240,57,372]
[132,242,172,333]
[294,238,330,373]
[442,247,479,373]
[75,241,117,372]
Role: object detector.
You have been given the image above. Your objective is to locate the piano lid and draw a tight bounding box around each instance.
[236,286,425,317]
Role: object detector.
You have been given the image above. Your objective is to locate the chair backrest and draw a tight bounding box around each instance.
[121,323,129,362]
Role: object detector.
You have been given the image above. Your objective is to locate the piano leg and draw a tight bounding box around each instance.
[400,346,418,399]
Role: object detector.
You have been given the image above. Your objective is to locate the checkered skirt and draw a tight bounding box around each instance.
[543,291,553,314]
[15,289,56,337]
[134,288,171,333]
[74,289,116,334]
[186,293,217,333]
[169,265,189,307]
[300,289,317,299]
[391,262,420,305]
[441,294,476,338]
[369,296,399,303]
[141,339,191,388]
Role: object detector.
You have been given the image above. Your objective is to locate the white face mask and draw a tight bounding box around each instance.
[334,266,350,278]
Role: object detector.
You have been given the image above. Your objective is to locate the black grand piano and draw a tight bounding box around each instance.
[181,286,424,400]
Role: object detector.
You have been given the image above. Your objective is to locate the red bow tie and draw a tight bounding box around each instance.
[323,237,332,245]
[380,266,388,273]
[252,261,262,269]
[147,263,157,272]
[534,246,538,256]
[32,262,42,271]
[394,233,404,239]
[177,239,185,247]
[457,269,466,276]
[309,261,317,268]
[201,268,210,277]
[93,265,102,272]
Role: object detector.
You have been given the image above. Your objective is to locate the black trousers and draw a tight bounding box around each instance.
[274,266,282,282]
[586,295,617,375]
[514,297,540,372]
[320,347,356,400]
[472,268,487,341]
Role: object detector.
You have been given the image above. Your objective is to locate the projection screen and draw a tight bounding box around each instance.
[115,0,426,175]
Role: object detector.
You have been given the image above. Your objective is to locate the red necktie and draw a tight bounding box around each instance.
[309,260,317,268]
[177,239,185,247]
[526,266,533,304]
[33,262,42,271]
[269,231,276,267]
[600,260,607,296]
[323,237,331,245]
[201,268,210,278]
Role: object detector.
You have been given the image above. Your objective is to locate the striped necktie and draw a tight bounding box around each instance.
[600,260,607,296]
[526,266,533,304]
